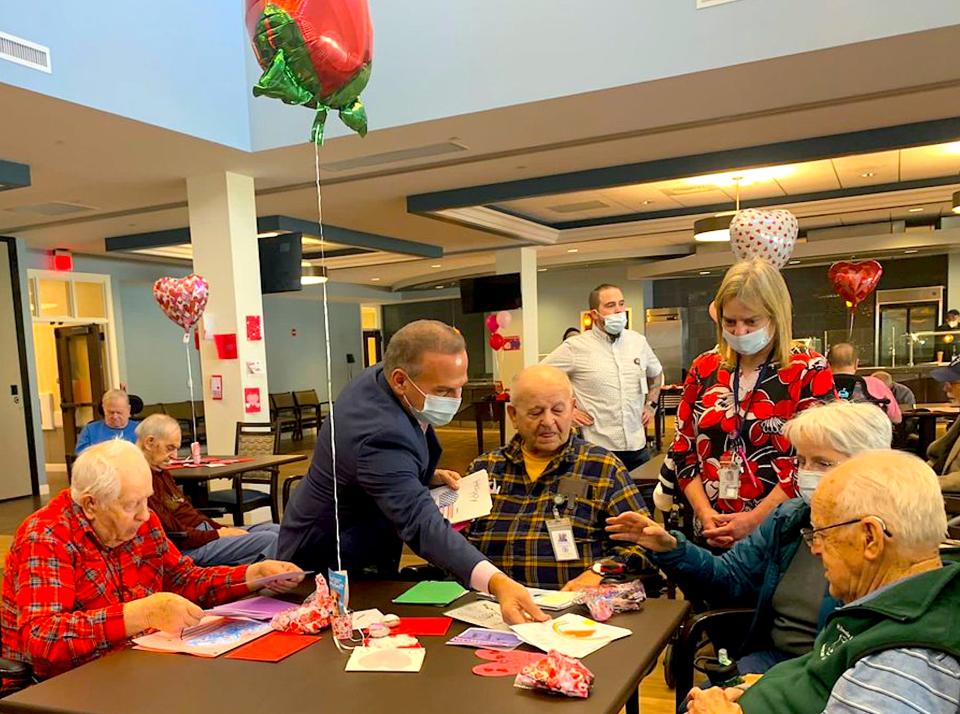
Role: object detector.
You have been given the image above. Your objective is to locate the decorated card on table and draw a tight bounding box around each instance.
[430,470,492,525]
[345,647,426,673]
[446,627,522,651]
[510,614,631,659]
[133,617,272,657]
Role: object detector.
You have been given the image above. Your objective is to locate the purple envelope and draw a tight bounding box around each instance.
[206,596,297,621]
[446,627,522,651]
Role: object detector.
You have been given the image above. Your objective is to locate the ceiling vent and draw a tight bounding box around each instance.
[548,200,609,214]
[321,141,468,172]
[5,201,95,216]
[0,31,51,73]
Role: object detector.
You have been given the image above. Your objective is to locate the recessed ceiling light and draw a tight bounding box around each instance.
[640,200,653,206]
[904,249,919,254]
[789,260,801,265]
[908,207,924,213]
[430,264,442,268]
[537,268,548,272]
[567,248,579,253]
[699,271,711,275]
[435,285,444,289]
[859,171,876,178]
[371,277,381,282]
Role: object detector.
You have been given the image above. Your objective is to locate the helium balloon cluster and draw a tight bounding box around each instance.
[485,311,513,351]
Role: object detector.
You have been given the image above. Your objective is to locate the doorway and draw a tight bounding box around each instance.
[0,237,38,499]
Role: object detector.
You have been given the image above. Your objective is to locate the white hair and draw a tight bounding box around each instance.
[70,440,142,504]
[101,389,129,407]
[135,413,180,442]
[783,400,892,455]
[829,450,946,553]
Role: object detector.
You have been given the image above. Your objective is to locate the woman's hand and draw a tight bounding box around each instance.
[702,510,760,546]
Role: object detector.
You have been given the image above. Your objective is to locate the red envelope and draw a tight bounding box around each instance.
[389,617,452,636]
[223,632,318,662]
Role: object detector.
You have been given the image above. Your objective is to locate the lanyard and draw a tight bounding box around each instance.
[731,353,773,450]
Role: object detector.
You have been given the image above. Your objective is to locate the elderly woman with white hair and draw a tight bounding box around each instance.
[607,401,892,675]
[0,440,303,681]
[687,449,959,714]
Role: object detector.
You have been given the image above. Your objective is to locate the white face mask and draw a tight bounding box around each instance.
[405,377,462,427]
[723,325,773,356]
[601,312,628,336]
[797,469,823,505]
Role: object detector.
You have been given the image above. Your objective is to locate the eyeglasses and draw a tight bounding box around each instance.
[800,516,893,548]
[789,455,839,472]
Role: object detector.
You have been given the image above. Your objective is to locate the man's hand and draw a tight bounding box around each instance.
[641,406,655,426]
[123,592,203,636]
[606,511,678,552]
[702,511,760,547]
[217,527,250,538]
[245,560,305,593]
[431,469,462,490]
[488,573,549,625]
[561,570,603,592]
[572,408,594,427]
[687,686,744,713]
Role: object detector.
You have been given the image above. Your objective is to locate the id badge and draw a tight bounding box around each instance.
[547,518,579,562]
[717,459,742,501]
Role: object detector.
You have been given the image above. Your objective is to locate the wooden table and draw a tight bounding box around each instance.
[172,454,308,506]
[0,582,689,714]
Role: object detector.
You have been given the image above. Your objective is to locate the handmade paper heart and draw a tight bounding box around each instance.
[729,208,798,269]
[153,274,209,332]
[827,260,883,310]
[472,649,543,677]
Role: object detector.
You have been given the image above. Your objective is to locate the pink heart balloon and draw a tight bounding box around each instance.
[729,208,798,269]
[153,274,210,332]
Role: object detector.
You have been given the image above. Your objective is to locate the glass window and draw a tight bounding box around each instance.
[27,278,37,318]
[38,279,71,318]
[75,281,106,319]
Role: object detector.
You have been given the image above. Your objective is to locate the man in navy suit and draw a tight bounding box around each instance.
[279,320,546,624]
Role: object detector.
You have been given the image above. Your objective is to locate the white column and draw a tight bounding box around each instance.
[948,253,960,315]
[493,246,539,389]
[187,172,269,454]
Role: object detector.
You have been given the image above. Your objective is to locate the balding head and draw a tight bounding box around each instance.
[508,365,575,457]
[136,414,182,470]
[826,342,858,374]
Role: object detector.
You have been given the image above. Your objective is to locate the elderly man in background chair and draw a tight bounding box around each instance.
[466,364,648,592]
[686,450,959,714]
[75,389,139,453]
[137,414,280,566]
[926,356,960,493]
[543,283,663,473]
[826,343,900,424]
[870,370,916,410]
[279,320,547,625]
[1,440,302,680]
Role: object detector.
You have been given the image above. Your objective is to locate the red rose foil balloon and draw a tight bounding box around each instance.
[246,0,373,144]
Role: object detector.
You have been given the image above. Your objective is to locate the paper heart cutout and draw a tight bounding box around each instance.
[827,260,883,310]
[472,649,543,677]
[729,209,798,269]
[153,274,209,332]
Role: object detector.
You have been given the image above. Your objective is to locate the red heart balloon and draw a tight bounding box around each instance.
[153,275,210,332]
[489,333,506,351]
[827,260,883,310]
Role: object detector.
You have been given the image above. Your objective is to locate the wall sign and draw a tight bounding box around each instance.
[246,315,262,341]
[244,387,262,414]
[211,375,223,400]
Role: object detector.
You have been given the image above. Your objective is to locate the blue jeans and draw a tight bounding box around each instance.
[184,522,280,566]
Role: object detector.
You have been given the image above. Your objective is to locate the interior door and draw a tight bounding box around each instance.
[56,324,107,458]
[0,240,36,499]
[363,329,383,367]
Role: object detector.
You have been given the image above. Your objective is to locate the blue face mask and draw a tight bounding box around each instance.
[723,325,773,356]
[601,311,628,336]
[404,376,462,427]
[797,469,823,505]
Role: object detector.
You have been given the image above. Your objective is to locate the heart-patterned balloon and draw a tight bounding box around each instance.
[827,260,883,310]
[153,274,209,332]
[729,208,799,269]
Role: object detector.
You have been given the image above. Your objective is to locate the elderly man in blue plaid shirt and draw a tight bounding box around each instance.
[465,364,648,591]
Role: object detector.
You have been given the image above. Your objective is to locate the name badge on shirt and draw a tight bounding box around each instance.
[717,458,741,500]
[547,518,579,562]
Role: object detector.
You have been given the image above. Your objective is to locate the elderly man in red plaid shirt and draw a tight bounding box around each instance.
[1,440,303,681]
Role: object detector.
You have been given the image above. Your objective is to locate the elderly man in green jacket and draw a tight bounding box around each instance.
[682,450,959,714]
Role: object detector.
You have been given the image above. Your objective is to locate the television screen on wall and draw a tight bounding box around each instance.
[460,273,522,314]
[259,233,303,294]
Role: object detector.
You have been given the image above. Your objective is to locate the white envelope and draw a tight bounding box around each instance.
[511,613,632,658]
[430,469,492,524]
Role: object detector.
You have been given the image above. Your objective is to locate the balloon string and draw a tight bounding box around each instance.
[315,141,341,573]
[184,333,198,443]
[848,309,855,340]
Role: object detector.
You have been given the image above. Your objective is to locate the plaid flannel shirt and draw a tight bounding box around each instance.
[465,434,648,589]
[1,491,250,680]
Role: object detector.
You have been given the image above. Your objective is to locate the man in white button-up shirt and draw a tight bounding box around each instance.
[543,284,663,472]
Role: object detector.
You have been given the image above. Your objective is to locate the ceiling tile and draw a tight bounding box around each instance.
[832,150,900,188]
[774,160,841,194]
[900,143,960,181]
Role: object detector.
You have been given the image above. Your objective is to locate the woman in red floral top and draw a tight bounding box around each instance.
[659,259,834,547]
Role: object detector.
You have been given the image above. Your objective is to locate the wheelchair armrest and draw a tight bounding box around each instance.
[673,608,755,702]
[0,656,31,681]
[196,506,228,518]
[398,564,449,582]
